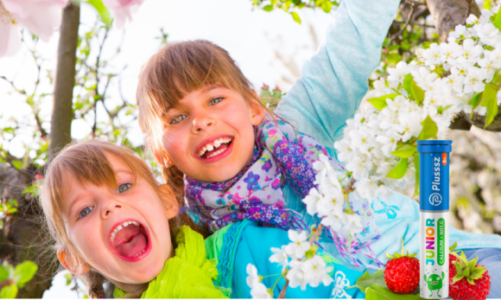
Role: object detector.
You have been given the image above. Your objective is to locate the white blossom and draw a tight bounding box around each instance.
[287,261,309,291]
[250,283,272,299]
[284,230,311,260]
[246,264,260,288]
[301,256,334,288]
[269,247,289,272]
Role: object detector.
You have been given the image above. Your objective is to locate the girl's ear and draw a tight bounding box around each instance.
[57,248,90,276]
[151,147,174,168]
[159,184,179,219]
[249,90,266,126]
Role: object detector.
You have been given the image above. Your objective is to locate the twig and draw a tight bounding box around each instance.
[278,280,289,299]
[388,1,418,43]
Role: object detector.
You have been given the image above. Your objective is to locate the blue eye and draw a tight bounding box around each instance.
[209,97,223,106]
[117,183,131,193]
[170,115,186,124]
[79,207,93,219]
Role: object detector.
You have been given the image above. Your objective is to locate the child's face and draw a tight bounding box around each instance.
[61,153,177,284]
[162,84,264,182]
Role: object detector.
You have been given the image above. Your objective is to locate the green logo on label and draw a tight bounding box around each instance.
[424,272,445,298]
[438,218,446,266]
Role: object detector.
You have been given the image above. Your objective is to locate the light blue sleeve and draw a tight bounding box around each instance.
[274,0,400,150]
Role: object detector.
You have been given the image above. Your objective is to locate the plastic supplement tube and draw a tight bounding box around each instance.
[417,140,451,299]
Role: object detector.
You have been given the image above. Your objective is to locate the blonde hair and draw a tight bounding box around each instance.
[40,140,204,298]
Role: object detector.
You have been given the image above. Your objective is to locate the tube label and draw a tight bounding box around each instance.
[420,212,449,298]
[420,152,450,211]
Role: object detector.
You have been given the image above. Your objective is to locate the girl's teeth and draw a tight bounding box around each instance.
[198,138,233,158]
[110,221,140,243]
[207,148,225,158]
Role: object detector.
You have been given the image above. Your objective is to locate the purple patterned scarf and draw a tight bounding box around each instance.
[184,114,381,268]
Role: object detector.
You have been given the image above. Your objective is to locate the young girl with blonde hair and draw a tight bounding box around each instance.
[40,140,366,298]
[137,0,501,292]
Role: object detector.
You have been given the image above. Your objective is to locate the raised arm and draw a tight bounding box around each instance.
[274,0,400,150]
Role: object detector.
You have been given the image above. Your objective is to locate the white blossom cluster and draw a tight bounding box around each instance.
[418,8,501,116]
[334,6,501,201]
[246,230,334,298]
[302,154,363,235]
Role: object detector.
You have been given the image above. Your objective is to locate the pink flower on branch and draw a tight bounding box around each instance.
[0,0,66,57]
[102,0,144,28]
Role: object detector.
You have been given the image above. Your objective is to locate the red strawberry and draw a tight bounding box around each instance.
[449,250,491,300]
[384,241,420,294]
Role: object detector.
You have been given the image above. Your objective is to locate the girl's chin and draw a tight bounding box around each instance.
[196,166,245,182]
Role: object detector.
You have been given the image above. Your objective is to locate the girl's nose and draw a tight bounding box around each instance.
[102,200,122,218]
[192,114,215,133]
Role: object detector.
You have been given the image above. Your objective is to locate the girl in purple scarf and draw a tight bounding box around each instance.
[136,0,399,270]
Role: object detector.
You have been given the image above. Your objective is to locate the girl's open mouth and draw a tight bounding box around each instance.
[109,220,151,262]
[195,136,233,162]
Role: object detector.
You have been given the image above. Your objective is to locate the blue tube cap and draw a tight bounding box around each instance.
[417,140,452,153]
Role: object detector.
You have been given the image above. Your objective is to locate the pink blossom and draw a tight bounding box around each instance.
[0,0,66,57]
[102,0,144,29]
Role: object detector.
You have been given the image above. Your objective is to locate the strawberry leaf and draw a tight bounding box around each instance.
[354,270,386,293]
[453,273,465,283]
[450,241,458,252]
[365,286,421,300]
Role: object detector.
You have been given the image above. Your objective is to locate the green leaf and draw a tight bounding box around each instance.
[290,12,301,24]
[86,0,111,25]
[480,83,499,128]
[484,97,499,128]
[418,115,438,140]
[492,72,501,84]
[402,74,424,104]
[410,80,425,104]
[22,185,39,197]
[0,285,18,299]
[437,105,452,115]
[354,270,386,293]
[391,145,417,159]
[11,161,22,170]
[6,199,17,208]
[321,0,332,12]
[367,94,398,110]
[262,4,274,11]
[365,286,421,300]
[388,45,400,52]
[484,0,492,10]
[65,273,72,286]
[386,158,408,179]
[13,261,37,286]
[481,83,498,106]
[0,265,9,282]
[494,6,501,30]
[468,92,483,113]
[387,53,401,64]
[403,74,413,97]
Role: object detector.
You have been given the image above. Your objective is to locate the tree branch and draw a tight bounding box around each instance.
[49,1,80,159]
